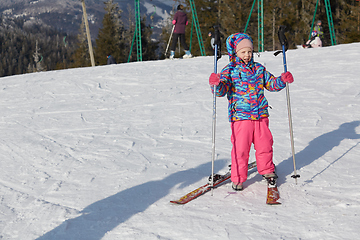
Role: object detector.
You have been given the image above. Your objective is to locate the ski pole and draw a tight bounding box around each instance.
[277,25,300,184]
[165,25,175,56]
[210,25,221,194]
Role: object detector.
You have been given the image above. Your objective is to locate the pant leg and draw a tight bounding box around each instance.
[230,121,253,183]
[170,33,179,51]
[253,118,275,175]
[179,34,189,51]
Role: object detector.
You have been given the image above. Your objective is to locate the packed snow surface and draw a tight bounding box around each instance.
[1,43,360,239]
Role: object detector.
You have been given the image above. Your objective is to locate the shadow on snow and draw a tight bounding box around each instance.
[277,120,360,184]
[36,160,228,240]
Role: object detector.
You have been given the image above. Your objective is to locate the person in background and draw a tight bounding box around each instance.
[208,33,294,191]
[107,54,116,65]
[314,20,324,40]
[208,31,215,50]
[304,31,322,48]
[170,5,192,59]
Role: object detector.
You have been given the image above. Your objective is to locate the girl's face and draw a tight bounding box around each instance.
[236,47,253,65]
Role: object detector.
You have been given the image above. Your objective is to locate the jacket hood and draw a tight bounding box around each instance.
[226,33,253,62]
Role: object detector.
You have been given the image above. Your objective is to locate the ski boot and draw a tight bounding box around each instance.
[263,173,278,188]
[183,50,193,59]
[170,51,175,59]
[208,174,223,184]
[232,182,244,191]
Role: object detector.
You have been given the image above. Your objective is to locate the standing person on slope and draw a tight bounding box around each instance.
[208,33,294,191]
[170,5,192,59]
[313,20,324,40]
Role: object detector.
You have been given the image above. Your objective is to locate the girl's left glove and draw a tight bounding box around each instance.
[209,73,221,86]
[281,71,294,83]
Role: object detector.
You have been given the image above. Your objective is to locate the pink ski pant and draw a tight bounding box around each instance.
[230,118,275,183]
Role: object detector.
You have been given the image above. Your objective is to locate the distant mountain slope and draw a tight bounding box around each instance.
[0,0,174,39]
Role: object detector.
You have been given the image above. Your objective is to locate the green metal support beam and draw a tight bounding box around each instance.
[324,0,337,45]
[245,0,264,52]
[258,0,264,52]
[189,0,206,56]
[135,0,142,61]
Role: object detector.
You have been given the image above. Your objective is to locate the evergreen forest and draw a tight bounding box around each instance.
[1,0,359,78]
[0,16,77,77]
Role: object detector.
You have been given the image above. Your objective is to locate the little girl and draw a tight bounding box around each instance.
[209,33,294,190]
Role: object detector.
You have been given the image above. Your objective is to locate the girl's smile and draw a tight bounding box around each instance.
[236,47,253,65]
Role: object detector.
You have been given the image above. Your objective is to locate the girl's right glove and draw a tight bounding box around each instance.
[281,71,294,83]
[209,73,221,86]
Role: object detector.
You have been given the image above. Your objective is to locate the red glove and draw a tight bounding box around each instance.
[209,73,221,86]
[281,71,294,83]
[172,20,176,25]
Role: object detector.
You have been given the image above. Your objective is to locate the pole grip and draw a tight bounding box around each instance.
[278,25,287,46]
[214,25,221,60]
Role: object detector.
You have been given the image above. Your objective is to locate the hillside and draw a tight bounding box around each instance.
[0,0,174,38]
[0,43,360,239]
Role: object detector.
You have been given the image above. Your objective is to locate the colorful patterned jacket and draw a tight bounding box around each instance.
[215,33,286,122]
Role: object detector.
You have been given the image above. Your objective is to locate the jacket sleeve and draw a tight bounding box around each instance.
[213,65,232,97]
[262,66,286,92]
[173,12,178,21]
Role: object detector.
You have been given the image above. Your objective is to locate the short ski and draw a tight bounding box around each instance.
[170,161,257,205]
[266,177,281,205]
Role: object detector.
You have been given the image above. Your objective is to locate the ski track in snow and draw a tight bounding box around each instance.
[0,43,360,239]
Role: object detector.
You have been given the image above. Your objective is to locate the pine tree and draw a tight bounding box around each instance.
[71,16,92,68]
[95,0,126,65]
[140,17,159,61]
[332,0,360,44]
[33,40,44,72]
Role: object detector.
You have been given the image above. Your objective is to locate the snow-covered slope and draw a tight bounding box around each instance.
[1,43,360,239]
